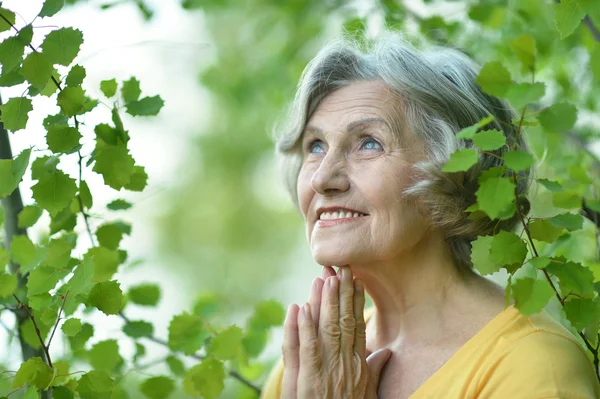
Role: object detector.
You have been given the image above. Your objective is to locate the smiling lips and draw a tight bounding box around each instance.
[316,208,369,227]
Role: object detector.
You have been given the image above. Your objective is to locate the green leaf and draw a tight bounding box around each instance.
[476,177,515,220]
[470,235,500,275]
[50,386,73,399]
[10,235,38,273]
[472,129,506,151]
[27,266,69,295]
[489,230,527,266]
[18,205,43,228]
[537,178,563,192]
[0,36,25,72]
[128,283,160,306]
[455,116,495,140]
[80,180,93,209]
[475,61,511,97]
[441,149,478,173]
[529,256,552,270]
[61,318,82,336]
[67,257,94,296]
[96,223,124,250]
[39,0,65,17]
[93,145,136,190]
[88,339,123,371]
[29,293,53,310]
[107,199,132,210]
[87,280,124,315]
[568,164,592,184]
[57,86,86,117]
[68,322,93,350]
[510,34,536,72]
[0,8,16,33]
[512,277,554,316]
[86,246,120,282]
[23,386,38,399]
[563,298,600,330]
[31,170,77,216]
[0,273,17,298]
[12,357,53,389]
[505,82,546,110]
[166,356,185,377]
[553,0,585,39]
[122,77,141,103]
[529,219,564,243]
[548,213,584,231]
[21,52,54,89]
[242,329,268,357]
[209,325,243,360]
[123,320,154,338]
[503,150,534,171]
[124,165,148,191]
[0,67,26,87]
[66,64,86,86]
[100,78,118,98]
[0,148,31,199]
[0,96,33,132]
[141,376,175,399]
[43,237,73,268]
[552,191,581,209]
[77,370,114,399]
[46,125,82,154]
[248,299,286,330]
[547,260,595,298]
[134,342,146,363]
[41,27,84,66]
[31,155,59,180]
[538,102,577,132]
[126,95,165,116]
[183,358,226,399]
[193,292,220,318]
[168,312,210,355]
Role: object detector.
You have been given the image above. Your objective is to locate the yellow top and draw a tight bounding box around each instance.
[260,305,600,398]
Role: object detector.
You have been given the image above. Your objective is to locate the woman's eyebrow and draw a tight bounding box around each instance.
[303,117,390,138]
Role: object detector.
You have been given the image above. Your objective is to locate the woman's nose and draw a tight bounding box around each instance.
[310,151,350,195]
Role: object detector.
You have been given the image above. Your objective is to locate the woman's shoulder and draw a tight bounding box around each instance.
[476,308,600,398]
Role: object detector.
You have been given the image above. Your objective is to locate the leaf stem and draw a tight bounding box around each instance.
[46,290,69,349]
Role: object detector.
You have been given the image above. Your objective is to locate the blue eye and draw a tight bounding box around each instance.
[361,138,382,150]
[308,140,324,153]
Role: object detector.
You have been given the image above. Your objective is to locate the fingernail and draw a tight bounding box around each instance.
[330,277,337,289]
[342,267,350,281]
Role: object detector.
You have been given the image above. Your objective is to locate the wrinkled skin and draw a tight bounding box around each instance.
[282,266,392,399]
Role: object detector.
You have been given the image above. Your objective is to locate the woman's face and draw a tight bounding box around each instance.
[297,80,429,266]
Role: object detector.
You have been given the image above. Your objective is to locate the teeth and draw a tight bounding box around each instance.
[319,210,366,220]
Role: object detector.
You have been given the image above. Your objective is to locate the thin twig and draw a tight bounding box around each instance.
[77,150,96,246]
[12,294,53,368]
[583,15,600,42]
[46,290,69,349]
[118,312,261,395]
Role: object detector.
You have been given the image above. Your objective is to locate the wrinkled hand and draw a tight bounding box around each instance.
[281,266,392,399]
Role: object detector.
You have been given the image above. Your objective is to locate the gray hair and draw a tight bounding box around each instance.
[272,32,532,270]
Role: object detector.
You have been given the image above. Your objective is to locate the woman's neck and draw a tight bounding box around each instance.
[350,230,492,350]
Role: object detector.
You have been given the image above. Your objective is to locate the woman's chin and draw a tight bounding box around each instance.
[312,250,353,267]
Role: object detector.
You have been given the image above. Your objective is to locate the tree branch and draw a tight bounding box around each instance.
[12,294,53,368]
[118,312,262,395]
[583,15,600,42]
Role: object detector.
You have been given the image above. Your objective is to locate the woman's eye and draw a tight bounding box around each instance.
[308,140,324,153]
[361,138,382,150]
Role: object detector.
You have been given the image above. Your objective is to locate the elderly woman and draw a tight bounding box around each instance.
[260,34,600,398]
